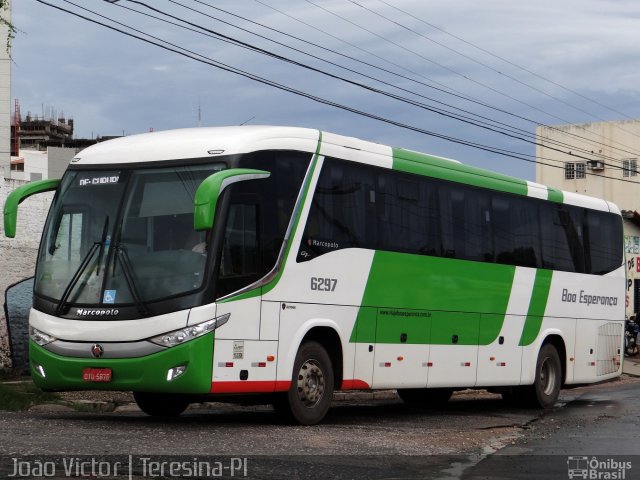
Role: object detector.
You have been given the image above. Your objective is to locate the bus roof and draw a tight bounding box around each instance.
[71,126,321,165]
[71,125,616,214]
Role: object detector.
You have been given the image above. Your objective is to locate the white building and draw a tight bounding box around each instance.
[536,119,640,317]
[0,0,10,178]
[10,147,76,181]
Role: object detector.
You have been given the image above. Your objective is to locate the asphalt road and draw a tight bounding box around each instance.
[1,378,639,479]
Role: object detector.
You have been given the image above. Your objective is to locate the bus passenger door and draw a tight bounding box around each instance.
[371,308,431,389]
[427,311,479,388]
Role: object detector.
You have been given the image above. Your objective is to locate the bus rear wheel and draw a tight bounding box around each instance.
[531,343,562,408]
[273,342,334,425]
[397,388,453,407]
[504,344,561,409]
[133,392,190,417]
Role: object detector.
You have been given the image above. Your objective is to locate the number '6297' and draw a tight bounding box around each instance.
[310,277,337,292]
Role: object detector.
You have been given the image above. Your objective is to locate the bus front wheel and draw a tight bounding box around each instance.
[274,341,334,425]
[133,392,190,417]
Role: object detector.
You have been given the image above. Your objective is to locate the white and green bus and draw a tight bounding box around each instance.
[4,126,625,424]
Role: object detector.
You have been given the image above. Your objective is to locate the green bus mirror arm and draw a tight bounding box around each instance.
[194,169,270,231]
[3,179,61,238]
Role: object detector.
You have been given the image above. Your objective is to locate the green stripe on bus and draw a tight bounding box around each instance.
[547,188,563,203]
[351,251,515,345]
[392,148,529,196]
[518,269,553,346]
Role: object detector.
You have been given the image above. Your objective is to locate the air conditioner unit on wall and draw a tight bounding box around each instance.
[587,160,604,170]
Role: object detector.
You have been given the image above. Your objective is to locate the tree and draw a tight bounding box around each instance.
[0,0,15,55]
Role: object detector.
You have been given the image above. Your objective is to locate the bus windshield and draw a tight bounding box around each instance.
[35,163,225,312]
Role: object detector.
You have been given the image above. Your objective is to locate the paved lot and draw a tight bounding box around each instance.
[1,366,638,479]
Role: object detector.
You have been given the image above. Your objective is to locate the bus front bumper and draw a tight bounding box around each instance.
[28,333,214,393]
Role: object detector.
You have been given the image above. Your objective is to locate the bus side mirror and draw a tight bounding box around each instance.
[194,169,270,231]
[3,179,61,238]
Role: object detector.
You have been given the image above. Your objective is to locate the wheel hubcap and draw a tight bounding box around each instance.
[297,359,325,408]
[540,358,557,396]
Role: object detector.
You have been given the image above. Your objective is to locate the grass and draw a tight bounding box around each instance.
[0,380,61,411]
[0,368,21,381]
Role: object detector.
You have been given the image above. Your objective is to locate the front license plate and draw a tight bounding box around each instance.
[82,368,112,382]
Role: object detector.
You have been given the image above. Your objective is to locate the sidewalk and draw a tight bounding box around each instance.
[623,355,640,377]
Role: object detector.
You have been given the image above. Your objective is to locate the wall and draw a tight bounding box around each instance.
[9,148,75,182]
[535,120,640,209]
[47,147,75,179]
[0,178,53,368]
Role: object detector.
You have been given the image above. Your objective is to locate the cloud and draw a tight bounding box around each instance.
[11,0,640,180]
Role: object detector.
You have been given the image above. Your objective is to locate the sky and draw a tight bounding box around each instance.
[10,0,640,179]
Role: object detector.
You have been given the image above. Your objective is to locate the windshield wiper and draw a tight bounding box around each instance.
[115,244,150,316]
[55,242,100,315]
[55,216,110,315]
[95,216,109,276]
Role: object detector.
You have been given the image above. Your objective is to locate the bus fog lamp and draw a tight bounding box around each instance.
[167,365,187,381]
[34,364,46,378]
[29,327,57,346]
[149,314,230,348]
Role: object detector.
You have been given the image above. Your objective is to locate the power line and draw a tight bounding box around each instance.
[374,0,636,122]
[248,0,640,166]
[115,0,638,172]
[347,0,630,127]
[34,0,640,186]
[352,0,640,155]
[306,0,640,158]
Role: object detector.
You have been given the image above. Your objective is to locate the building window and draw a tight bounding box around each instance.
[565,162,585,180]
[565,163,575,180]
[623,159,637,177]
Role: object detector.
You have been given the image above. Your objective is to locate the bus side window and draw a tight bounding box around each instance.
[216,200,261,298]
[219,203,259,278]
[540,205,585,273]
[584,209,623,275]
[492,194,540,268]
[300,158,373,260]
[376,172,425,255]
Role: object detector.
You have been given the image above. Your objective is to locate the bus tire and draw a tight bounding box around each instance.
[514,343,561,409]
[397,388,453,407]
[531,343,562,408]
[133,392,190,417]
[273,341,334,425]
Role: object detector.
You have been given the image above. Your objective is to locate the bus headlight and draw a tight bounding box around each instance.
[149,313,230,348]
[29,327,57,346]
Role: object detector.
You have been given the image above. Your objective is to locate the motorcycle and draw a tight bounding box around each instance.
[625,317,639,357]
